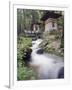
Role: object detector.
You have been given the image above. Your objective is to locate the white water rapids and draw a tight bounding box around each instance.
[30,39,64,79]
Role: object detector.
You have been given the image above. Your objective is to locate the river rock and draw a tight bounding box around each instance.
[36,48,43,54]
[23,48,32,66]
[58,67,64,78]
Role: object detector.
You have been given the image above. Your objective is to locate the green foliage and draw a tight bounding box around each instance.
[17,37,32,65]
[17,9,44,36]
[17,36,36,80]
[17,66,36,80]
[57,16,64,28]
[49,30,59,35]
[60,40,64,48]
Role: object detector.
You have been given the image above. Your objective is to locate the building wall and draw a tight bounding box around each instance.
[45,18,58,32]
[33,24,39,32]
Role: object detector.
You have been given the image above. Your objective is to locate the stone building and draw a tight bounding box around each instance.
[41,11,61,32]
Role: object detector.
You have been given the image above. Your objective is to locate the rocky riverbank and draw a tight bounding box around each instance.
[39,30,64,57]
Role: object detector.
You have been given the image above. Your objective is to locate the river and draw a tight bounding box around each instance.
[29,39,64,79]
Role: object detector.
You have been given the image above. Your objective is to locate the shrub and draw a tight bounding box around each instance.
[17,36,36,80]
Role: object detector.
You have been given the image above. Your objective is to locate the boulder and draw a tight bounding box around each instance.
[36,48,44,54]
[58,67,64,78]
[23,48,32,66]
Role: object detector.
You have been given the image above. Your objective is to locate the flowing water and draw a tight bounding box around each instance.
[30,39,64,79]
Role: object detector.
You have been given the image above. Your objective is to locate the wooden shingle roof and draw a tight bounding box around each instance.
[41,11,62,21]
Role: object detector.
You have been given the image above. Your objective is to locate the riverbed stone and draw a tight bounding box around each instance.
[23,48,32,66]
[58,67,64,78]
[36,48,44,54]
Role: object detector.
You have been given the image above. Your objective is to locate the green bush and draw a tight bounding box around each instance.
[17,37,30,66]
[17,36,36,80]
[17,66,36,80]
